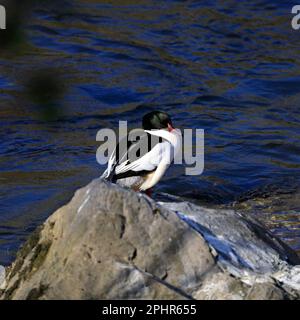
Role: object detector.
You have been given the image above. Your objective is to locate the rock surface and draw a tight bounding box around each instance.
[0,179,299,300]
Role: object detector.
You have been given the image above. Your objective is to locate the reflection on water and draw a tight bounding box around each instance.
[0,0,300,264]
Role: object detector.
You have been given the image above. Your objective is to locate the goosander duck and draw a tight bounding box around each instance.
[101,111,181,193]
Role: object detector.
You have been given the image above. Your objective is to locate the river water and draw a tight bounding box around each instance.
[0,0,300,265]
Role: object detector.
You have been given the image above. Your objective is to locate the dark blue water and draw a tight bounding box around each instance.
[0,0,300,265]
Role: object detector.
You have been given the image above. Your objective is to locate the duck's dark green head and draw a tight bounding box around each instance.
[142,111,173,130]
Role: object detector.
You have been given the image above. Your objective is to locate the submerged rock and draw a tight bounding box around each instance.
[0,179,299,300]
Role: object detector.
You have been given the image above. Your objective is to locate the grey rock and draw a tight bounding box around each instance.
[0,179,299,300]
[160,201,300,296]
[245,282,284,300]
[192,268,248,300]
[1,180,215,299]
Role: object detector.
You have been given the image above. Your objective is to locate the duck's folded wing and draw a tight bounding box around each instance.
[101,129,175,181]
[101,130,161,180]
[115,141,172,175]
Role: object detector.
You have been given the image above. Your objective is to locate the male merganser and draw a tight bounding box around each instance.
[101,111,181,194]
